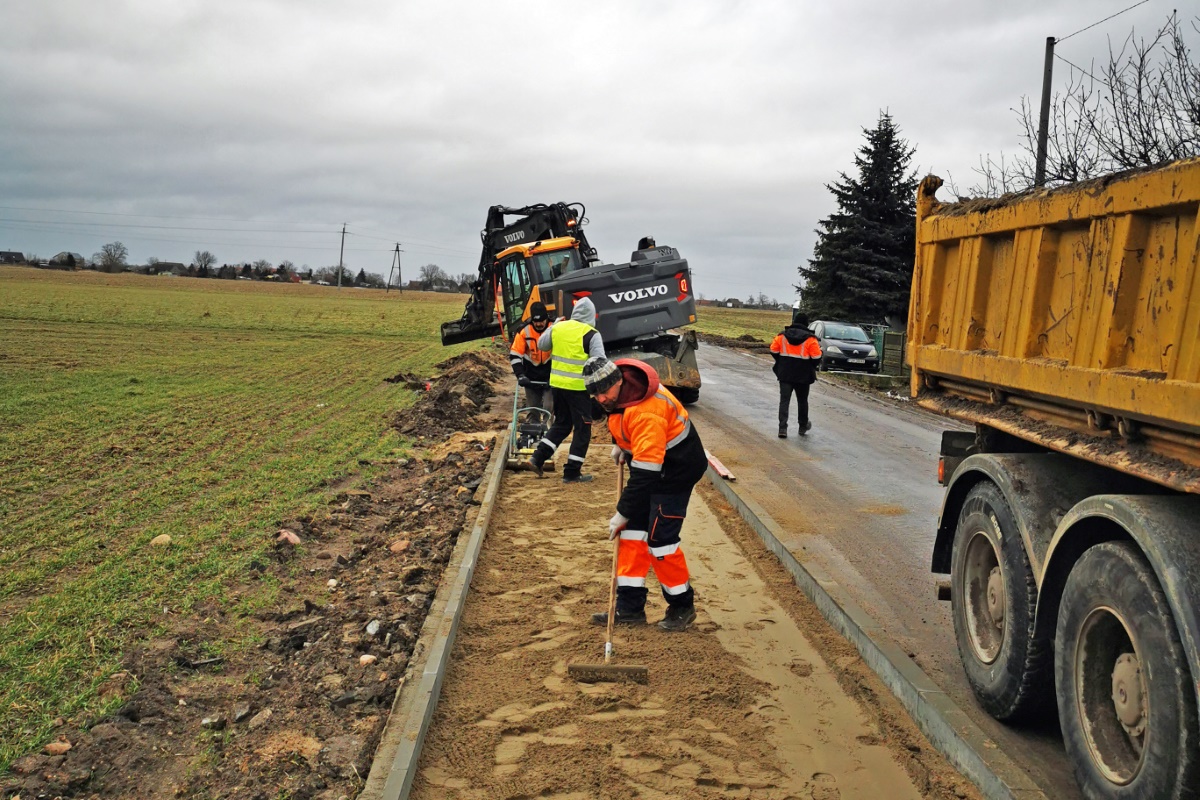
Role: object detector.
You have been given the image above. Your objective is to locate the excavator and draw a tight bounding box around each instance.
[440,202,701,403]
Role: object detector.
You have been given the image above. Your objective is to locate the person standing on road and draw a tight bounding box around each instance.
[509,301,553,412]
[583,356,706,632]
[770,310,822,438]
[528,296,605,483]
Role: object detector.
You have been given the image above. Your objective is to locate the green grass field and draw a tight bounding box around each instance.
[690,304,791,341]
[0,268,477,767]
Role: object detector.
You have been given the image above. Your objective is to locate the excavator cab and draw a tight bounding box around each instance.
[495,238,584,339]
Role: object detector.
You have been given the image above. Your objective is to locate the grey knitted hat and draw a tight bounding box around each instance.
[582,357,621,395]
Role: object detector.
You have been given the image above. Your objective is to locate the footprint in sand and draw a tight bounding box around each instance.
[811,772,841,799]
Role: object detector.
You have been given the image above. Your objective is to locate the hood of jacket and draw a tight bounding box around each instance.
[612,358,660,409]
[570,296,596,326]
[782,325,815,345]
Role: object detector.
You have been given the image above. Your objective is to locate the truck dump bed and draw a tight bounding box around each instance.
[907,158,1200,492]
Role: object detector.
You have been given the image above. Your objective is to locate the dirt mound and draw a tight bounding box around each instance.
[1,439,497,800]
[384,370,427,391]
[393,349,508,439]
[696,331,773,352]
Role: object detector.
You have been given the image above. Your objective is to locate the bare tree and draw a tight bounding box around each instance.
[418,263,449,290]
[975,13,1199,194]
[194,250,217,271]
[94,241,128,272]
[252,258,273,275]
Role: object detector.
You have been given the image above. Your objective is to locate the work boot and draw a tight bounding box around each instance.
[798,420,812,436]
[590,609,647,626]
[528,457,545,478]
[777,426,787,439]
[658,605,696,632]
[562,473,593,484]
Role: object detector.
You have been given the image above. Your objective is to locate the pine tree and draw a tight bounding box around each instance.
[798,112,917,323]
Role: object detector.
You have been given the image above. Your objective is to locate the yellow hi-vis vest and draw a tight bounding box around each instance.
[549,319,591,390]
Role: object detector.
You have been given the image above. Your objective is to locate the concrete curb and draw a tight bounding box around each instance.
[360,431,511,800]
[705,468,1048,800]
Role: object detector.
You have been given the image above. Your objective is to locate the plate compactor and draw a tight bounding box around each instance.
[506,385,554,472]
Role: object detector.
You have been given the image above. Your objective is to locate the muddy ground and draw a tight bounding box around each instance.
[411,440,980,800]
[695,332,772,353]
[1,350,511,800]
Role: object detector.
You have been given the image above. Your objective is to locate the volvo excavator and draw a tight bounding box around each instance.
[440,202,701,402]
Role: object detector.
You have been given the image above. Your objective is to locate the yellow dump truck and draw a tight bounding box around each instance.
[908,158,1200,798]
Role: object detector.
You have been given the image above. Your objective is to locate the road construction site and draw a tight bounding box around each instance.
[373,410,975,800]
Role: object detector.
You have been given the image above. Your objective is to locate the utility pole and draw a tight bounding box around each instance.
[336,223,347,289]
[1034,36,1055,187]
[386,243,404,293]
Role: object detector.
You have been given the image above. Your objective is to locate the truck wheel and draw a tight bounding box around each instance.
[950,481,1052,721]
[671,386,700,405]
[1055,542,1200,799]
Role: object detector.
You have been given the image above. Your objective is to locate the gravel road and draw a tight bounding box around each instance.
[689,344,1080,800]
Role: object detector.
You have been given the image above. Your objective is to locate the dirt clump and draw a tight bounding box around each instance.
[695,331,773,352]
[0,437,498,800]
[393,349,509,440]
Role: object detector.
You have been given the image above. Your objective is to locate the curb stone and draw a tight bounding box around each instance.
[359,431,510,800]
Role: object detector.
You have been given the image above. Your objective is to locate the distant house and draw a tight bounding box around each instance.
[0,251,24,265]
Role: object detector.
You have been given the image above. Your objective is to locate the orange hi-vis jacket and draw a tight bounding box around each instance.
[606,360,708,520]
[509,322,552,383]
[770,325,821,385]
[611,387,691,471]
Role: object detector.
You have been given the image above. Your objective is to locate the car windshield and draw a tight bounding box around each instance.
[824,323,869,342]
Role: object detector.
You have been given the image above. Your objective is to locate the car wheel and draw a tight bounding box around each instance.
[951,481,1053,721]
[1055,541,1200,799]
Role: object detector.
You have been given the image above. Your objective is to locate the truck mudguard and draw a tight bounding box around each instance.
[932,453,1156,576]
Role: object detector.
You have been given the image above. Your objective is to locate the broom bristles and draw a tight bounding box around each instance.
[567,663,649,684]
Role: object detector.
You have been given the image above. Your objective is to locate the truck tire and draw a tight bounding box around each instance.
[950,481,1052,721]
[1055,542,1200,799]
[671,386,699,405]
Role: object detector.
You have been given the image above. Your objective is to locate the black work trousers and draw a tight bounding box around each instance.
[778,380,811,430]
[532,387,592,476]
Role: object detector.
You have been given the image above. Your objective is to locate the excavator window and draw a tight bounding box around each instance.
[500,255,532,333]
[529,249,582,283]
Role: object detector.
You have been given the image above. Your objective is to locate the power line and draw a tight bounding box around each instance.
[1054,52,1104,84]
[1057,0,1150,43]
[0,217,337,235]
[0,205,478,256]
[0,204,330,225]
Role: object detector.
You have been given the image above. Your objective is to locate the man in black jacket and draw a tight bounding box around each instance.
[769,311,822,438]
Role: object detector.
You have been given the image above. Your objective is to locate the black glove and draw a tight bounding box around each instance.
[517,375,531,387]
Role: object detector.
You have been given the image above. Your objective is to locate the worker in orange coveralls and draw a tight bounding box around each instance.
[582,356,707,632]
[509,301,553,413]
[769,309,822,438]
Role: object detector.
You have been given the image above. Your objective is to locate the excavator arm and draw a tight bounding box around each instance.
[440,202,596,345]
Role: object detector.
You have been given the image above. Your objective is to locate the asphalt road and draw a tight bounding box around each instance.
[689,344,1081,800]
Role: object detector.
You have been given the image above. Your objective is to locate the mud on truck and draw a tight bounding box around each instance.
[440,202,701,403]
[911,159,1200,798]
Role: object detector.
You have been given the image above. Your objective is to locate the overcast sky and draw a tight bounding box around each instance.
[0,0,1184,301]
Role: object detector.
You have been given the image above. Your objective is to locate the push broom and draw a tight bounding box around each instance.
[568,463,649,684]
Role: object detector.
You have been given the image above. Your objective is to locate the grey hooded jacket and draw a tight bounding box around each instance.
[537,297,605,359]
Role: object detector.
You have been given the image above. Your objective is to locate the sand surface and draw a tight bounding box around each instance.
[411,445,978,799]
